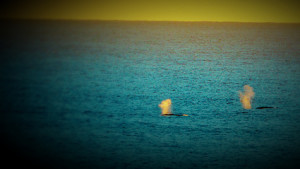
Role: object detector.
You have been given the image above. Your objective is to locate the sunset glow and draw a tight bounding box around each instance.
[1,0,299,23]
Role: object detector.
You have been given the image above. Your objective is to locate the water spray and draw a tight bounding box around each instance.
[159,99,188,116]
[239,85,255,109]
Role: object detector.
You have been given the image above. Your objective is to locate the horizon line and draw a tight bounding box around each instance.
[1,18,300,24]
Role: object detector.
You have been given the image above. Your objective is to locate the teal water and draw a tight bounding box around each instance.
[1,20,300,169]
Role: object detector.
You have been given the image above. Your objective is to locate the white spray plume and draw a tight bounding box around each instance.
[159,99,172,115]
[239,85,255,109]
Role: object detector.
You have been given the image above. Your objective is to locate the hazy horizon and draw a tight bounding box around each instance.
[2,18,300,24]
[1,0,299,23]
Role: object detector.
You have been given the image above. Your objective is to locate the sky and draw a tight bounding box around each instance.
[1,0,300,23]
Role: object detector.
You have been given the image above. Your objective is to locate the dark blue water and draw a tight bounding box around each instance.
[1,20,300,169]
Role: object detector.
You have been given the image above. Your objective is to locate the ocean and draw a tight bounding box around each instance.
[1,20,300,169]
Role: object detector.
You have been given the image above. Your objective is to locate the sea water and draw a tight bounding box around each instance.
[1,20,300,169]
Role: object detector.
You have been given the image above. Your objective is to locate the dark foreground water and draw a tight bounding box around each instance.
[1,20,300,169]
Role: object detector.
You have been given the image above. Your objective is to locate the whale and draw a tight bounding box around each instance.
[161,113,188,116]
[256,107,276,109]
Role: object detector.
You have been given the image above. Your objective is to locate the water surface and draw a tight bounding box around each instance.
[1,20,300,169]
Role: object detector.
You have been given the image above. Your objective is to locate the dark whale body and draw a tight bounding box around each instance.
[162,114,188,116]
[256,107,275,109]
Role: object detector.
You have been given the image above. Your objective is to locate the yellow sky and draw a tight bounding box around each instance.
[1,0,299,22]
